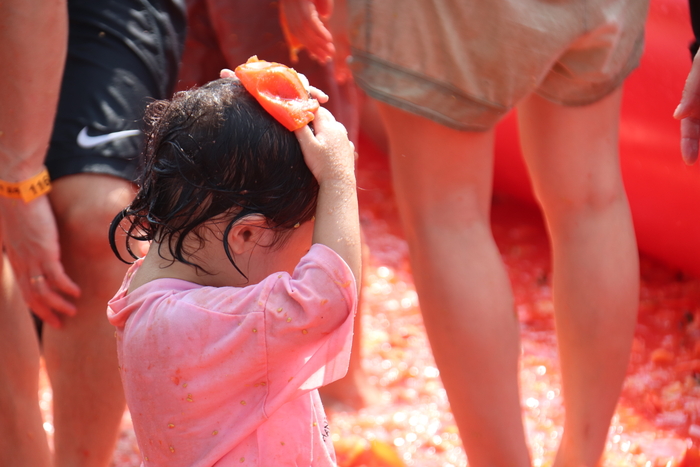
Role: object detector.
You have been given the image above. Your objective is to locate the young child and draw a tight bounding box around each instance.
[107,74,360,466]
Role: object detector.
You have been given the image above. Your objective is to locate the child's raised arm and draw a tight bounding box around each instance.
[295,108,361,290]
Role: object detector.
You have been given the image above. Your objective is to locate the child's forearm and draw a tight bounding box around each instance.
[313,177,361,290]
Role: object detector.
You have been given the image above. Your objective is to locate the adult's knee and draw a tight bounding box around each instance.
[535,173,628,222]
[50,175,135,261]
[55,200,118,259]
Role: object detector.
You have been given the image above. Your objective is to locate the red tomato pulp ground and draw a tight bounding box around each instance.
[37,133,700,466]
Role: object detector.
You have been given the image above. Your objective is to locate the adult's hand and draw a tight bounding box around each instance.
[0,196,80,329]
[674,51,700,164]
[279,0,335,63]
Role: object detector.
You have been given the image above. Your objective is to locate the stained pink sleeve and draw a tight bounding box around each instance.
[260,244,357,415]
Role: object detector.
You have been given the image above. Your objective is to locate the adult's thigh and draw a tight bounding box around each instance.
[377,102,496,228]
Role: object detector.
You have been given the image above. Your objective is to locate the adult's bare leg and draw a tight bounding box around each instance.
[377,103,531,467]
[518,89,638,467]
[43,174,135,467]
[0,250,52,467]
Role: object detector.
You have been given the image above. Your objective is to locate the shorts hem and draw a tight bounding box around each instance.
[536,61,634,107]
[46,157,139,183]
[535,77,623,107]
[536,33,645,107]
[350,49,506,132]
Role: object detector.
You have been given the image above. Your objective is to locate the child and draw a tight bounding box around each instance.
[107,74,360,466]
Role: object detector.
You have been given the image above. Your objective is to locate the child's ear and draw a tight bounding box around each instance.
[226,214,270,255]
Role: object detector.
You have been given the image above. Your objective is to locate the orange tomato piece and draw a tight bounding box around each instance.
[234,56,319,131]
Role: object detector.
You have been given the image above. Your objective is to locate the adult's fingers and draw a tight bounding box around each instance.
[6,243,82,307]
[0,196,81,324]
[680,117,700,165]
[18,267,79,329]
[24,275,69,329]
[675,56,700,120]
[27,297,62,329]
[12,261,79,320]
[47,262,81,299]
[291,13,334,61]
[280,0,335,62]
[303,28,335,63]
[675,56,700,164]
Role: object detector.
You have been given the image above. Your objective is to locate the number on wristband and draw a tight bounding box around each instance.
[0,167,52,203]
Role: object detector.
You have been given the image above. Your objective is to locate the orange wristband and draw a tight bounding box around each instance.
[0,166,52,203]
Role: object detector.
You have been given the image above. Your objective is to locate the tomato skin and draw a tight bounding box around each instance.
[235,56,319,131]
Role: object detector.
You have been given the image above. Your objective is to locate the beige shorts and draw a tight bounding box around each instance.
[348,0,650,131]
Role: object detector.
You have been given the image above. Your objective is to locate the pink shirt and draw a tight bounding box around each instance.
[107,244,357,467]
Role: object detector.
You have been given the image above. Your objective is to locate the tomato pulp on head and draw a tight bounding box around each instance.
[235,56,319,131]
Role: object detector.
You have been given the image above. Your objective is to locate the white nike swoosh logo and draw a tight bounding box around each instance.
[76,127,141,148]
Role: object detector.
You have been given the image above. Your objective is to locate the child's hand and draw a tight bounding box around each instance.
[295,107,356,185]
[294,106,361,288]
[305,81,329,104]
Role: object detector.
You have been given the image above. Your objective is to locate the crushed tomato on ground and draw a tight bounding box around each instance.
[37,134,700,466]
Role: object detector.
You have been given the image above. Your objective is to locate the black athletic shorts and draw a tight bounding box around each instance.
[45,0,186,182]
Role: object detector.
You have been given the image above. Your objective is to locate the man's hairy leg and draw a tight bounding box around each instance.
[44,174,134,467]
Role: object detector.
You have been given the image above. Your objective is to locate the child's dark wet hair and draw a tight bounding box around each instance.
[109,78,318,277]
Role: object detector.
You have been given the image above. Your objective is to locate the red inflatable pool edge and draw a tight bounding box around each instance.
[493,0,700,278]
